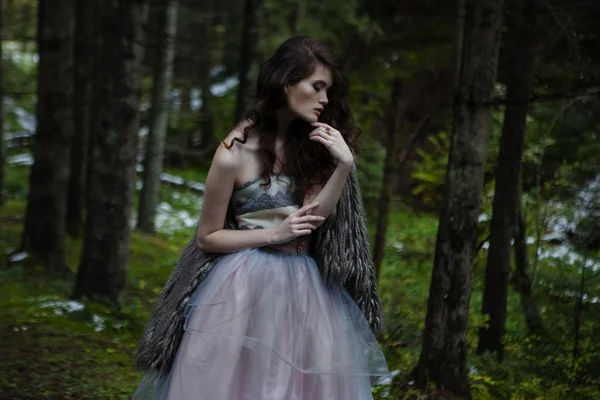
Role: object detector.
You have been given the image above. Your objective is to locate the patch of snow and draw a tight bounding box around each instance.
[377,369,400,386]
[187,181,205,192]
[139,126,149,138]
[40,300,85,313]
[542,232,564,242]
[5,132,34,141]
[390,241,404,251]
[161,172,185,185]
[8,153,33,166]
[10,251,28,262]
[211,77,238,96]
[92,314,105,332]
[190,88,202,111]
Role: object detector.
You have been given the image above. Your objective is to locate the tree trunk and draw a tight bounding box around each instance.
[572,255,587,367]
[0,0,4,206]
[512,201,543,334]
[72,0,147,304]
[373,74,438,279]
[412,0,504,396]
[21,1,74,276]
[66,1,95,237]
[373,78,403,279]
[477,0,537,361]
[198,77,214,149]
[290,0,305,34]
[196,4,215,151]
[137,0,179,234]
[233,0,261,123]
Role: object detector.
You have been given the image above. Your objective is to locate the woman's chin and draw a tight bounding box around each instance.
[300,114,319,124]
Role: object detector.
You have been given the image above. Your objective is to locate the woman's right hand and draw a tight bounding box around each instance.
[269,203,325,244]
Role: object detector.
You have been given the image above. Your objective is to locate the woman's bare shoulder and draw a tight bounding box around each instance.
[213,123,257,172]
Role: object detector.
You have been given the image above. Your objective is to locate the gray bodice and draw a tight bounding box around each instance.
[231,174,303,230]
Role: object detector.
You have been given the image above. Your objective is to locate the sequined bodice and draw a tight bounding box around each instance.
[230,174,302,230]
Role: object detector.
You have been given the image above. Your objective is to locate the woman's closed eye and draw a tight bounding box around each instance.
[314,86,332,98]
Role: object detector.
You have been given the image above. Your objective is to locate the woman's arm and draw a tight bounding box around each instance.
[303,161,352,223]
[197,141,324,254]
[196,143,276,253]
[304,122,354,226]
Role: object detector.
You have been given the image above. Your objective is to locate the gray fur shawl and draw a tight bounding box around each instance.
[136,165,383,377]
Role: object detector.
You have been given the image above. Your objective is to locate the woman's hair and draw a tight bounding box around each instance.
[224,36,358,193]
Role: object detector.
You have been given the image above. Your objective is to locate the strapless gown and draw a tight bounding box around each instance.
[133,174,389,400]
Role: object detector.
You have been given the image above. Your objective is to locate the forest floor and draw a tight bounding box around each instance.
[0,201,187,399]
[0,192,432,399]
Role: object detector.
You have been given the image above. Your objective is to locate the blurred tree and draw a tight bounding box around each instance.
[73,0,147,304]
[512,199,544,335]
[373,69,452,279]
[20,0,74,276]
[195,0,218,150]
[137,0,179,234]
[233,0,262,124]
[412,0,505,396]
[66,0,95,237]
[373,77,403,279]
[0,0,4,206]
[477,0,539,360]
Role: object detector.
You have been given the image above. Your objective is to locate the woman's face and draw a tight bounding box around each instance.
[285,64,332,123]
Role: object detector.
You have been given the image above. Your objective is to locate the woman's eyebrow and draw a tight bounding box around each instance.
[312,79,331,87]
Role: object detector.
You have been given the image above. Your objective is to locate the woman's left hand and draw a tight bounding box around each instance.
[309,122,354,167]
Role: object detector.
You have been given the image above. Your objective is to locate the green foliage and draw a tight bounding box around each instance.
[0,200,187,399]
[410,131,449,206]
[356,138,386,214]
[377,201,438,375]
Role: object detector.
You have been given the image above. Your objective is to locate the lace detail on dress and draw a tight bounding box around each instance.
[230,173,302,230]
[232,190,296,215]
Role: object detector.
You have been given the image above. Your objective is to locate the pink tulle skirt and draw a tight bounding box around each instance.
[133,247,389,400]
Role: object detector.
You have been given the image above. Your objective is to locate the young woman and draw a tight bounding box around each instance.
[134,36,389,400]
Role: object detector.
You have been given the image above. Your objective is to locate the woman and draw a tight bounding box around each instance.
[134,36,389,400]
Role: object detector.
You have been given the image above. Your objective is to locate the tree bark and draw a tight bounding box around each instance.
[477,0,537,360]
[66,1,95,236]
[198,76,214,148]
[412,0,504,396]
[196,2,216,151]
[72,0,147,304]
[21,0,74,276]
[0,0,4,206]
[233,0,261,124]
[573,255,587,366]
[137,0,179,234]
[290,0,305,34]
[512,201,543,334]
[373,78,403,279]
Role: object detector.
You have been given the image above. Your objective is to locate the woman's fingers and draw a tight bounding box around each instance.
[295,215,324,223]
[294,223,317,231]
[309,130,332,140]
[309,135,331,146]
[295,202,319,215]
[310,123,339,136]
[293,229,313,236]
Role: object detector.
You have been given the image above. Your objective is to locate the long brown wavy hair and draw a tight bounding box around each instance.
[224,36,358,193]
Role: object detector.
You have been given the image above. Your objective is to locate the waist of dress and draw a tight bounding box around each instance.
[261,236,311,256]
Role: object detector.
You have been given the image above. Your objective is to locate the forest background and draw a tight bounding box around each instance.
[1,0,600,399]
